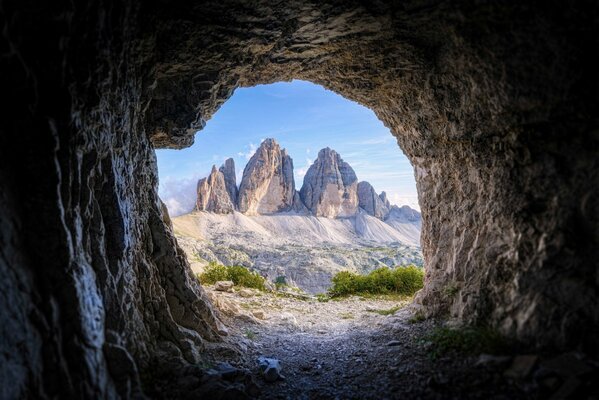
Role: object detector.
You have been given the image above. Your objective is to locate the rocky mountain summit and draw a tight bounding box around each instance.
[195,138,419,224]
[185,138,422,292]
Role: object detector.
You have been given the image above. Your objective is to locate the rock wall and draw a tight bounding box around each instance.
[1,0,597,397]
[196,165,235,213]
[300,148,359,218]
[238,139,296,215]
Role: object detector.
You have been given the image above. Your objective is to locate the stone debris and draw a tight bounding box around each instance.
[504,355,538,379]
[258,356,284,382]
[476,354,511,368]
[214,281,234,292]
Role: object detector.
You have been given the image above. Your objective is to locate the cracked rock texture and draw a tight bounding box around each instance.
[196,165,235,213]
[238,139,297,215]
[219,158,238,207]
[1,0,598,398]
[358,181,390,219]
[300,148,360,218]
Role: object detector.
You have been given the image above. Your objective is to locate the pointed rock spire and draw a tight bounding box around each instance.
[358,181,390,219]
[196,165,234,213]
[237,139,298,215]
[299,147,358,218]
[219,158,238,207]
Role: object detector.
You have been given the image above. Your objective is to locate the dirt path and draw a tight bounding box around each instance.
[208,288,528,399]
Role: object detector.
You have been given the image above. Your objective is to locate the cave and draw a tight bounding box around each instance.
[1,0,597,398]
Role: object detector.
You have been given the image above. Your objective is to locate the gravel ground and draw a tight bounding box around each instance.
[209,288,532,400]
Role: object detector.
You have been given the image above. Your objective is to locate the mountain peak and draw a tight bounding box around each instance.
[238,138,297,215]
[299,147,359,218]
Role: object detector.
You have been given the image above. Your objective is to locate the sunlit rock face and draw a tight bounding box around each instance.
[238,139,296,215]
[1,0,597,397]
[300,148,359,218]
[196,165,235,213]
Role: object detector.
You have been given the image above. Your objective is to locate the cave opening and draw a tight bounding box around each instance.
[152,80,431,397]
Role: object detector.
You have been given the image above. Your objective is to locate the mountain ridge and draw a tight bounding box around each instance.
[195,138,420,224]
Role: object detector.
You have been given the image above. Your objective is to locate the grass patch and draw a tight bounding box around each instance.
[339,312,354,319]
[198,262,266,291]
[244,329,257,340]
[315,293,330,302]
[367,305,401,316]
[423,326,508,359]
[328,265,424,297]
[408,311,426,324]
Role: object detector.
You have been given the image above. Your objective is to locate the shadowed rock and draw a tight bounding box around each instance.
[358,181,390,219]
[219,158,238,207]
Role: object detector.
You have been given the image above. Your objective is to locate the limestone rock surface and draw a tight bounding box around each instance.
[238,139,297,215]
[219,158,238,207]
[358,181,390,219]
[196,166,235,214]
[300,148,359,218]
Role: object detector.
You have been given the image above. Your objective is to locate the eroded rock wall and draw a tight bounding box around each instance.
[143,0,598,353]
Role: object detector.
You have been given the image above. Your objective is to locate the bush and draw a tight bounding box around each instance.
[198,262,266,291]
[424,327,508,359]
[328,265,424,297]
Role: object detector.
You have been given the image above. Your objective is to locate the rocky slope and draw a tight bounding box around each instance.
[185,139,423,292]
[173,211,422,293]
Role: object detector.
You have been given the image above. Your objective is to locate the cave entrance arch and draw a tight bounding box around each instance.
[156,80,423,295]
[145,1,597,354]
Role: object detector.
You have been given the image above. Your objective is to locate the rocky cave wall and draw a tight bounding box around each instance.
[1,0,597,398]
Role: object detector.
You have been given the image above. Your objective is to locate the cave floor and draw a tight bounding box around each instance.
[207,288,536,400]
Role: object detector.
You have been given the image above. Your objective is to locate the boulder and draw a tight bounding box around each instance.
[214,281,234,292]
[257,356,284,382]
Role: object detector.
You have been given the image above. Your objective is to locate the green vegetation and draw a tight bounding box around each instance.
[244,328,257,340]
[274,275,287,289]
[367,305,401,316]
[315,293,331,302]
[408,311,426,324]
[328,265,424,297]
[423,326,507,359]
[198,262,266,290]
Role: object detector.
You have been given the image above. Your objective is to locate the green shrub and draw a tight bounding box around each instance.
[423,327,508,359]
[275,275,287,290]
[328,265,424,297]
[198,262,228,284]
[198,262,266,291]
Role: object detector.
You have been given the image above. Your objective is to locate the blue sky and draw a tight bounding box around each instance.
[156,80,419,216]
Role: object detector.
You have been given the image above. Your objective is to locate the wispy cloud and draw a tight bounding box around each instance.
[159,175,202,217]
[237,142,258,160]
[350,135,394,145]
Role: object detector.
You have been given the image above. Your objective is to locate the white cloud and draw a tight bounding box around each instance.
[389,193,420,211]
[295,158,313,180]
[238,143,258,160]
[158,175,201,217]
